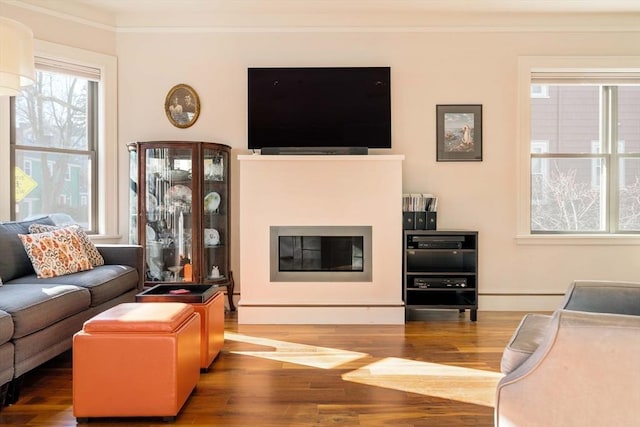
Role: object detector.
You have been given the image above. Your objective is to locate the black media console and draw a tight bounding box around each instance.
[403,230,478,321]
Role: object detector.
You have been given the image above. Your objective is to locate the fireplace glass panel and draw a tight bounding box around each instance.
[270,226,372,282]
[279,236,364,272]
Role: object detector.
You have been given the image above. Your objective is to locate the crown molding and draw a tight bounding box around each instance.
[4,0,640,34]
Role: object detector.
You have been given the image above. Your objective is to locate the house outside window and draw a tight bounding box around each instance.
[523,61,640,235]
[531,84,549,99]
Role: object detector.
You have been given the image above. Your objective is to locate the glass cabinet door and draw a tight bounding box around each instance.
[144,145,195,283]
[202,146,229,283]
[128,146,138,245]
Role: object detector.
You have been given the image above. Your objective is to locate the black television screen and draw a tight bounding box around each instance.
[248,67,391,151]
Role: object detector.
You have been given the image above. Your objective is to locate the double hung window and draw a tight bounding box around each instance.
[11,59,99,231]
[5,41,116,237]
[527,69,640,234]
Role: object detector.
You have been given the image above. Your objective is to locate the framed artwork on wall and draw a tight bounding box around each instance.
[165,83,200,128]
[436,104,482,162]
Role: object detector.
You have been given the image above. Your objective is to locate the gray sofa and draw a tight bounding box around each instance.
[496,280,640,427]
[0,216,143,407]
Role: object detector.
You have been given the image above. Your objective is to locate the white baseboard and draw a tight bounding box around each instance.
[232,294,564,323]
[478,293,564,311]
[238,304,405,324]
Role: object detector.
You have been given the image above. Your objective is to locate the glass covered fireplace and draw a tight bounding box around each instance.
[270,226,372,282]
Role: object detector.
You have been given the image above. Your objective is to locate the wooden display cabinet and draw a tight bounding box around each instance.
[128,141,235,310]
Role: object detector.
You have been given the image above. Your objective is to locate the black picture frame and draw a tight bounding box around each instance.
[436,104,482,162]
[164,83,200,128]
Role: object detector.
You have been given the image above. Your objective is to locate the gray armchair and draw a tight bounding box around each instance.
[495,280,640,427]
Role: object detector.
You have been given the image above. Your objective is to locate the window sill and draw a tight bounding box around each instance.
[89,234,123,243]
[516,234,640,246]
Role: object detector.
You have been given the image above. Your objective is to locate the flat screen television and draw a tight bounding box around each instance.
[248,67,391,153]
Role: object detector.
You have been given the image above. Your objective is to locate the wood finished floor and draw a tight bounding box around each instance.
[0,311,529,427]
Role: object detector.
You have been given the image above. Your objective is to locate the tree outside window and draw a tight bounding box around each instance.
[530,84,640,233]
[12,68,97,231]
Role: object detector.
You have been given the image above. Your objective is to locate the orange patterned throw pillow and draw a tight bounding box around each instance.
[19,228,93,278]
[28,224,105,266]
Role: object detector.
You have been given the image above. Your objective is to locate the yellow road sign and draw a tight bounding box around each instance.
[15,167,38,203]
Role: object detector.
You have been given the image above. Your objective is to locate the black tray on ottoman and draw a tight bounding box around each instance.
[136,284,218,304]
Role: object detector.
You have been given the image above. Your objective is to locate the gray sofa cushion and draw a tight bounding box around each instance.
[7,265,138,307]
[0,310,13,345]
[0,216,55,282]
[500,313,551,374]
[0,284,90,338]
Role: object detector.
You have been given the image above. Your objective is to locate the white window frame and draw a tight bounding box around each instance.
[0,40,118,239]
[517,56,640,245]
[530,140,549,205]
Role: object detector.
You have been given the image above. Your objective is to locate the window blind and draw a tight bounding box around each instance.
[35,56,101,82]
[532,70,640,85]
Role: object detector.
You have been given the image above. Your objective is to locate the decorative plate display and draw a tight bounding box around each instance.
[147,193,158,210]
[166,185,192,203]
[145,224,156,241]
[146,193,159,221]
[204,191,221,212]
[204,228,220,246]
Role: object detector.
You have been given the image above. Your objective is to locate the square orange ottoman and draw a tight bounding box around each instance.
[73,302,201,422]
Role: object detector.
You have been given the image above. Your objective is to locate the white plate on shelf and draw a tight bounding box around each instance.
[146,193,159,221]
[145,224,156,241]
[166,185,192,203]
[146,193,158,210]
[204,228,220,246]
[204,191,221,212]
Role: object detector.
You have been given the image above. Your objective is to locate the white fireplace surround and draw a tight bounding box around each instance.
[238,154,405,324]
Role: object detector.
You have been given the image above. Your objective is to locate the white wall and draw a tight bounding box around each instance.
[3,4,640,310]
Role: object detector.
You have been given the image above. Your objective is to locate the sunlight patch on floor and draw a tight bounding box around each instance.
[342,357,503,407]
[224,331,368,369]
[225,332,503,407]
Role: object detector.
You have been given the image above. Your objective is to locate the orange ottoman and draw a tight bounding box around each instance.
[192,290,225,370]
[136,285,225,370]
[72,303,201,422]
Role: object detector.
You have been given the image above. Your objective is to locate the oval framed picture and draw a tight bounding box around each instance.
[165,83,200,128]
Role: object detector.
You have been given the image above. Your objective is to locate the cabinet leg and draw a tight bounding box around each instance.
[226,271,236,312]
[470,309,478,322]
